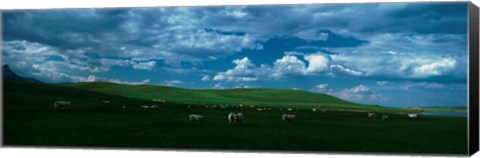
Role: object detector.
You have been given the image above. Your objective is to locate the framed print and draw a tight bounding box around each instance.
[1,1,479,156]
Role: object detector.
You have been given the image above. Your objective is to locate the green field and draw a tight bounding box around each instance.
[423,106,468,112]
[3,81,468,155]
[62,82,385,110]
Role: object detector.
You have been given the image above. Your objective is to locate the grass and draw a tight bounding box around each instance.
[63,82,384,110]
[423,106,468,112]
[3,81,468,155]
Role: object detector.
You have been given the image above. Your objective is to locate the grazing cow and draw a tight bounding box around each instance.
[281,114,296,121]
[382,115,389,120]
[228,112,243,124]
[368,112,377,118]
[408,113,418,119]
[189,114,203,121]
[236,113,244,123]
[228,112,236,123]
[141,105,150,108]
[152,99,166,103]
[287,108,292,111]
[54,101,70,109]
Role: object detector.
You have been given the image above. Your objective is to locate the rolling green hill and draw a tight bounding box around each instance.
[63,82,384,110]
[3,80,170,111]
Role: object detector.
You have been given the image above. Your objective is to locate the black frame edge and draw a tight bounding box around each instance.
[469,1,480,156]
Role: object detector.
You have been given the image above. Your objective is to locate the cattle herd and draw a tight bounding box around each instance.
[53,100,420,124]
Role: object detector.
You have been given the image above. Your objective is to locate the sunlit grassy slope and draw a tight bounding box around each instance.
[63,82,384,110]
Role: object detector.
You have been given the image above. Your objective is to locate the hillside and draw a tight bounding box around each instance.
[3,80,166,111]
[63,82,384,110]
[3,65,42,83]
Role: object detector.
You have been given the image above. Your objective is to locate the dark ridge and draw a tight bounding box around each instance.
[3,65,43,83]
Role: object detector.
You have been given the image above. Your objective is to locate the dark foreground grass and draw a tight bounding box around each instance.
[3,81,468,155]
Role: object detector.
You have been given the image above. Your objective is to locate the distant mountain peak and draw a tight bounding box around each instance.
[3,65,42,83]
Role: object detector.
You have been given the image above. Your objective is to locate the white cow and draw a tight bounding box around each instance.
[189,114,203,121]
[54,101,70,109]
[152,99,166,103]
[237,113,244,121]
[408,113,418,119]
[368,112,377,118]
[382,115,389,120]
[228,112,243,124]
[150,105,159,108]
[141,105,150,109]
[281,114,296,121]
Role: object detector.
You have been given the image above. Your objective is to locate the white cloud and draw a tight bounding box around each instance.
[213,53,331,82]
[108,78,150,85]
[324,33,466,79]
[224,7,248,18]
[201,75,211,81]
[377,82,464,91]
[213,57,260,82]
[294,29,329,41]
[304,54,329,73]
[312,84,329,92]
[2,40,162,84]
[351,84,370,93]
[213,83,224,89]
[284,51,306,56]
[381,51,399,55]
[72,74,150,85]
[272,55,307,78]
[326,84,386,104]
[2,40,107,75]
[162,80,183,86]
[412,58,456,78]
[376,81,390,86]
[213,75,226,81]
[132,61,156,70]
[330,65,364,76]
[86,75,96,82]
[265,53,330,78]
[234,84,251,89]
[368,94,387,102]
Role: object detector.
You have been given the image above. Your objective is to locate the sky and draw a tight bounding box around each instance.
[1,2,469,107]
